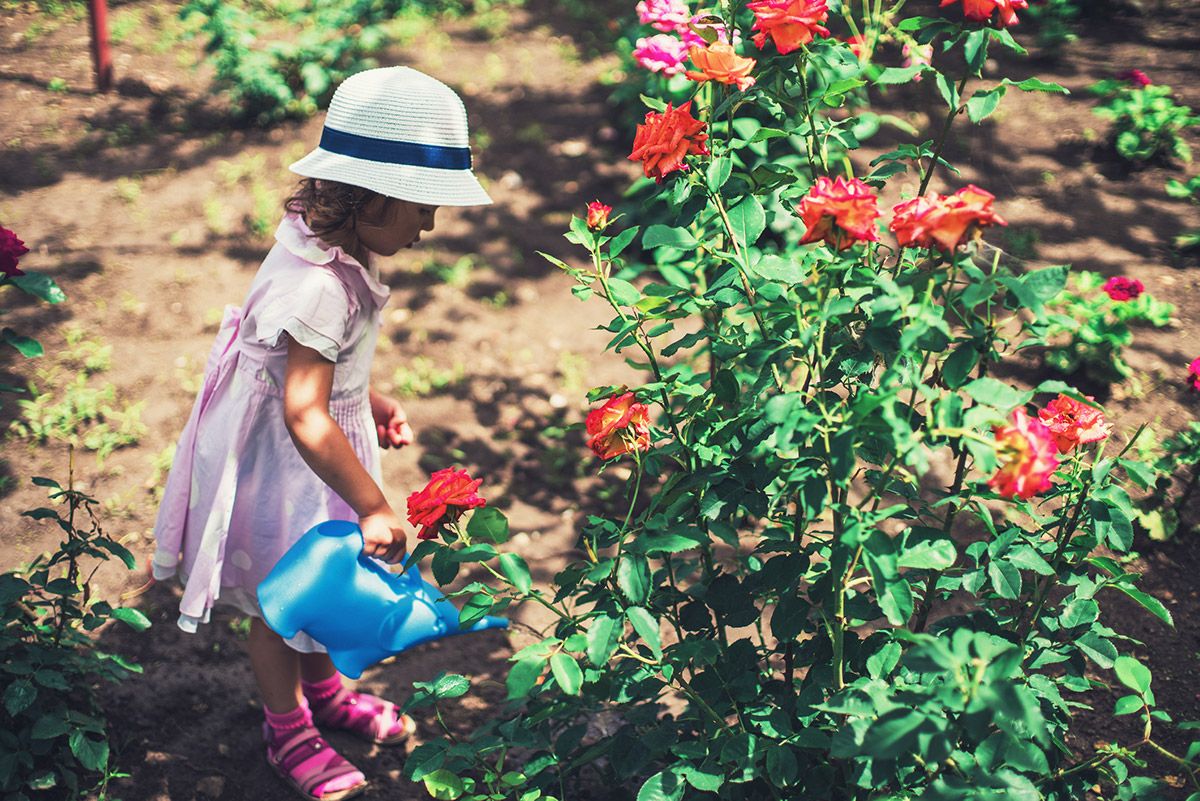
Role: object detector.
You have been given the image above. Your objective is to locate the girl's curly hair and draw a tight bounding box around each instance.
[284,178,384,254]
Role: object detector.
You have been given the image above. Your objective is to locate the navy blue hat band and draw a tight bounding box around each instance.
[319,127,472,170]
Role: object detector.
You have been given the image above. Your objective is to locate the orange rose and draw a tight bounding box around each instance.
[796,176,881,250]
[406,467,486,539]
[747,0,830,55]
[586,392,652,460]
[1037,394,1112,453]
[939,0,1028,28]
[586,201,612,231]
[628,102,711,182]
[987,408,1060,499]
[889,184,1006,252]
[685,43,757,92]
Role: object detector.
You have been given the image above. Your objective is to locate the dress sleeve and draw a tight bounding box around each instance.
[253,267,354,363]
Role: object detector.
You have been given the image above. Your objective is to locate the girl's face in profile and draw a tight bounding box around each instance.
[355,196,438,256]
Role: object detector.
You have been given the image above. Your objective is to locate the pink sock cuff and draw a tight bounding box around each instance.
[264,700,312,731]
[301,672,343,699]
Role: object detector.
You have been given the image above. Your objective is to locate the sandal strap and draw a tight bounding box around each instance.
[272,727,322,764]
[373,700,395,740]
[300,764,358,795]
[311,686,355,723]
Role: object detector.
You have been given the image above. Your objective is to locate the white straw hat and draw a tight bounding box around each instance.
[289,66,492,207]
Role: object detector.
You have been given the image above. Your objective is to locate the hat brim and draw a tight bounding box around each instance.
[288,147,492,207]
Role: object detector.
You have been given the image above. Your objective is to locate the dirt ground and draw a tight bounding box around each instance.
[1,0,1199,798]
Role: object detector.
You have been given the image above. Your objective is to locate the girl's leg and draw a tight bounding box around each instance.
[250,620,366,800]
[299,654,414,746]
[248,618,303,713]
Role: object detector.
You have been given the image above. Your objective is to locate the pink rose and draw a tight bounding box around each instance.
[1120,69,1152,88]
[1188,357,1200,392]
[988,408,1060,499]
[1102,276,1144,301]
[636,0,691,33]
[406,467,486,540]
[586,392,652,460]
[796,176,881,250]
[1037,394,1112,453]
[586,201,612,231]
[1,226,29,278]
[633,34,690,76]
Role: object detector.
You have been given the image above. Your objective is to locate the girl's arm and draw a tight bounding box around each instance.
[284,339,407,563]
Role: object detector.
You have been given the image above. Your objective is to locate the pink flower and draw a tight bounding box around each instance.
[1120,69,1152,88]
[1037,394,1112,453]
[902,42,933,80]
[586,392,652,460]
[586,201,612,231]
[406,467,487,540]
[1188,357,1200,392]
[633,34,690,76]
[889,184,1007,252]
[1,226,29,278]
[1102,276,1144,302]
[988,408,1060,499]
[637,0,691,33]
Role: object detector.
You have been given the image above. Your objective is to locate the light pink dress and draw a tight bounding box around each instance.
[152,212,390,651]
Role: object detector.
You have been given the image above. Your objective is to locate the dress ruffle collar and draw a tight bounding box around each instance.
[274,212,391,309]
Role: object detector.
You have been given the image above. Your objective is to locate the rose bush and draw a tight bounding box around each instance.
[403,3,1197,800]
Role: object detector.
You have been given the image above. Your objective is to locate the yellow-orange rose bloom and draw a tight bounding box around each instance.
[685,43,757,92]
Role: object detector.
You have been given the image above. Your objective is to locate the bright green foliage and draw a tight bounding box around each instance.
[0,474,147,799]
[181,0,519,124]
[1090,79,1200,164]
[1135,422,1200,540]
[1165,175,1200,252]
[399,6,1198,800]
[1040,271,1174,383]
[1024,0,1079,50]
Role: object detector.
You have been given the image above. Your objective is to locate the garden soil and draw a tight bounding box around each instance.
[1,1,1198,798]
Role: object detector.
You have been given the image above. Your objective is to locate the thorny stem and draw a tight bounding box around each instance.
[918,73,970,195]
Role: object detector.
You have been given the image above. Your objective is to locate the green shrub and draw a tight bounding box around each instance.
[1090,78,1200,164]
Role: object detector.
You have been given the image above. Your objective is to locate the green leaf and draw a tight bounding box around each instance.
[466,506,509,544]
[626,607,662,660]
[450,543,498,563]
[1005,77,1069,94]
[31,713,70,739]
[608,226,640,260]
[642,225,698,250]
[68,731,108,772]
[586,615,621,666]
[1114,655,1152,695]
[458,593,492,628]
[549,653,583,696]
[506,657,544,700]
[1090,500,1133,552]
[942,343,979,389]
[966,86,1007,123]
[11,272,67,304]
[431,547,460,586]
[964,377,1029,410]
[617,555,650,604]
[606,277,642,306]
[3,679,36,717]
[726,195,766,247]
[988,560,1022,599]
[637,770,685,801]
[1108,584,1173,627]
[1114,695,1144,716]
[2,328,42,358]
[433,673,470,699]
[499,552,532,594]
[1077,631,1118,669]
[875,65,927,85]
[111,607,151,632]
[897,539,957,571]
[1008,264,1069,313]
[423,769,465,800]
[706,157,732,192]
[750,254,805,283]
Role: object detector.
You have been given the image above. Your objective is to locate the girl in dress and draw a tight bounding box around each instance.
[151,66,492,800]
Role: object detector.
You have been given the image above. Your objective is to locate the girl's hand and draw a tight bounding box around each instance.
[370,390,414,449]
[359,508,408,564]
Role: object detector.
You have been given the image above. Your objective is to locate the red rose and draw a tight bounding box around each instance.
[586,201,612,231]
[939,0,1028,27]
[988,408,1060,499]
[1037,394,1112,453]
[0,226,29,278]
[796,176,881,250]
[747,0,830,54]
[406,467,487,540]
[586,392,652,460]
[1102,276,1144,302]
[628,102,710,182]
[1188,357,1200,392]
[889,184,1006,252]
[1120,69,1152,88]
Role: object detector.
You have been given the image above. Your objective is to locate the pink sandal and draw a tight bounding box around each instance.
[265,723,368,801]
[308,685,417,746]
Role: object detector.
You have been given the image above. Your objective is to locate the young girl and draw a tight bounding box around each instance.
[151,66,491,801]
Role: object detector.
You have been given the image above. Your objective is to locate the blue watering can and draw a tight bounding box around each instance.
[257,520,507,679]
